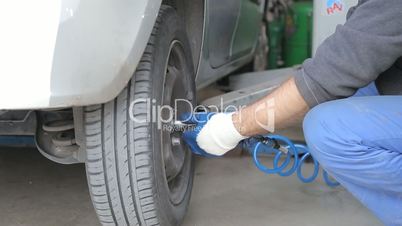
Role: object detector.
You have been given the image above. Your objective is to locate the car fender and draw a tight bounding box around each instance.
[0,0,161,109]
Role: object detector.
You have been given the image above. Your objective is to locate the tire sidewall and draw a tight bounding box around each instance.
[148,7,195,226]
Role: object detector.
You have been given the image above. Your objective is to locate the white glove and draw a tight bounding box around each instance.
[196,113,248,156]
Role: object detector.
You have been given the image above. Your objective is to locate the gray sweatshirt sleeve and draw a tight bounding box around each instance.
[295,0,402,107]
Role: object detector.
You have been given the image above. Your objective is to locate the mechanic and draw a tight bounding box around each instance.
[182,0,402,225]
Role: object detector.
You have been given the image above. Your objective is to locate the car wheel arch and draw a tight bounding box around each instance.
[162,0,205,73]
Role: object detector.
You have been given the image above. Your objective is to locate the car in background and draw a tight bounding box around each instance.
[0,0,267,225]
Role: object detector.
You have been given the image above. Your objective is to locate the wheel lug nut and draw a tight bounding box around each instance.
[171,137,181,146]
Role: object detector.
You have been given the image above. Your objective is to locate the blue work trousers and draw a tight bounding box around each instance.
[303,83,402,226]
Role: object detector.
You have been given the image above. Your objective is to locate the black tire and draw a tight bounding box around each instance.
[84,5,195,226]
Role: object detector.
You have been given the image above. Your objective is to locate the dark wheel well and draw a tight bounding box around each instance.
[162,0,204,72]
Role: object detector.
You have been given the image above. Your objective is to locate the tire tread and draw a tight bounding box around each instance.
[85,6,183,226]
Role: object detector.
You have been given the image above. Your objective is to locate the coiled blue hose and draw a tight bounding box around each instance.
[251,134,340,187]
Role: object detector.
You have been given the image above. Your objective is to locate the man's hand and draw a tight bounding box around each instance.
[181,112,247,157]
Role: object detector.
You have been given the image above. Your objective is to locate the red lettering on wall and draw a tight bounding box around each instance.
[333,3,343,11]
[327,7,334,14]
[327,3,343,15]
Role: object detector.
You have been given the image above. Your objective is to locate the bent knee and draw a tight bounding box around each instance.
[303,101,342,146]
[302,100,359,164]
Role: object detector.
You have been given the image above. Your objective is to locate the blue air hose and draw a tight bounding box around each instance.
[251,134,340,188]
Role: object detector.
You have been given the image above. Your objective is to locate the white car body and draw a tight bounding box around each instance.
[0,0,161,109]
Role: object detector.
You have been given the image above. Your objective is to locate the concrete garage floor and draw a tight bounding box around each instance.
[0,147,382,226]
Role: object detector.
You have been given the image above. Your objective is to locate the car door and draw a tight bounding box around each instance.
[230,0,263,60]
[206,0,262,68]
[196,0,264,88]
